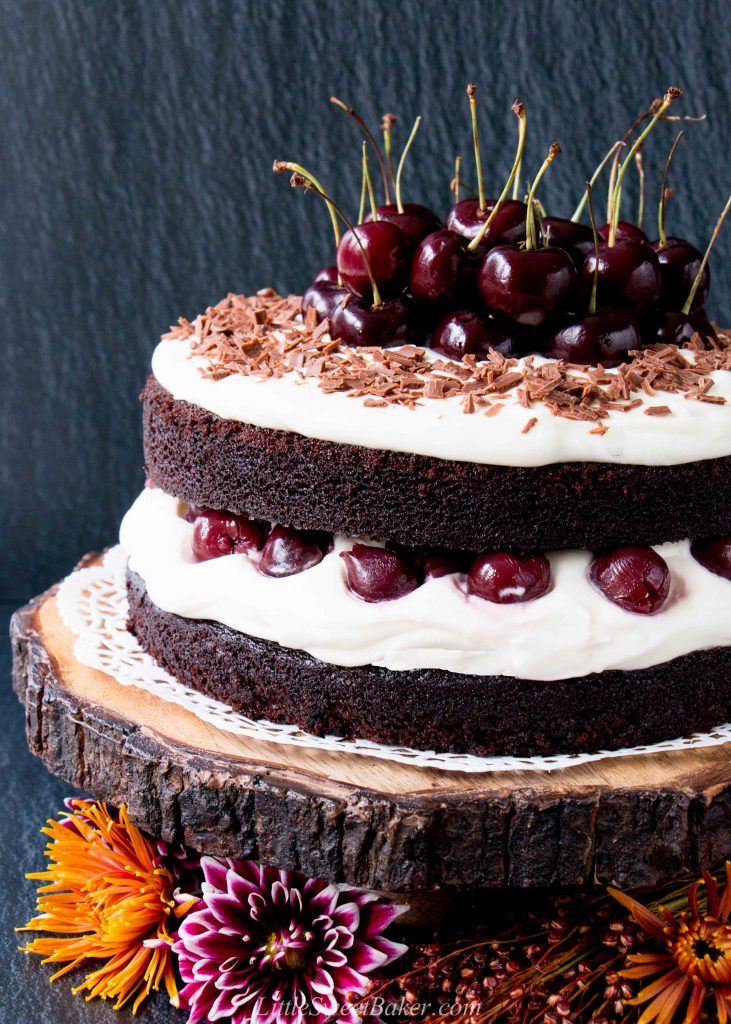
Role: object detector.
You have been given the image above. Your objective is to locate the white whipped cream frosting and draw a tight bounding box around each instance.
[151,337,731,468]
[121,488,731,681]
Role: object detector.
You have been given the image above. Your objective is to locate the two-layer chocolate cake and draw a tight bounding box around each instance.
[122,87,731,759]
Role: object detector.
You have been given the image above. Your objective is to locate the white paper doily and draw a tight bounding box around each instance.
[55,546,731,774]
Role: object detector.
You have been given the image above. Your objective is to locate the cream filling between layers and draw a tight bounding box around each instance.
[151,337,731,468]
[120,488,731,681]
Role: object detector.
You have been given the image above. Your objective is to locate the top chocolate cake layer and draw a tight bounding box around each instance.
[142,376,731,551]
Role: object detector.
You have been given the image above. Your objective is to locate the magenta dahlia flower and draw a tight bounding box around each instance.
[172,856,408,1024]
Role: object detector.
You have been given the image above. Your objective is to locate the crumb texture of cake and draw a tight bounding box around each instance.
[126,567,731,758]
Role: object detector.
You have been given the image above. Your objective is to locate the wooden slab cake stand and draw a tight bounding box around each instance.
[11,573,731,895]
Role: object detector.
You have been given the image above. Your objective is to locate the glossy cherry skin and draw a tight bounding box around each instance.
[647,308,717,346]
[479,245,577,328]
[691,538,731,581]
[191,511,267,562]
[598,221,648,243]
[589,546,670,614]
[336,221,411,301]
[422,548,466,578]
[446,198,527,246]
[341,544,420,602]
[257,525,331,578]
[314,265,338,283]
[331,295,421,348]
[581,239,661,312]
[409,230,466,303]
[431,309,519,360]
[365,203,441,245]
[548,311,640,367]
[651,237,709,311]
[541,217,595,271]
[467,551,551,604]
[301,279,348,322]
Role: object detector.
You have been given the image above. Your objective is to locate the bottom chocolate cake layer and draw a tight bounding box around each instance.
[126,570,731,758]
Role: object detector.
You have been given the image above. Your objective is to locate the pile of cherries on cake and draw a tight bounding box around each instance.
[290,86,720,367]
[186,505,731,616]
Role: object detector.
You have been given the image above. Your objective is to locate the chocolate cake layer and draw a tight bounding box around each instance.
[127,569,731,758]
[143,377,731,551]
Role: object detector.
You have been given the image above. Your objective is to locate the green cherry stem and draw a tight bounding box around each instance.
[585,180,600,316]
[571,141,622,222]
[608,87,683,246]
[467,100,526,252]
[395,115,422,214]
[330,96,391,205]
[362,142,378,220]
[605,141,624,225]
[682,193,731,315]
[635,149,645,230]
[273,161,382,306]
[452,155,462,204]
[358,154,367,225]
[381,113,397,191]
[657,130,685,249]
[525,142,561,251]
[467,84,486,212]
[271,160,340,248]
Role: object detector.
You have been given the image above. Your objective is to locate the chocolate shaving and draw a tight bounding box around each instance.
[163,293,731,426]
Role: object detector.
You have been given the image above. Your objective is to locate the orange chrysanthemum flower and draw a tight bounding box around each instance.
[17,799,195,1014]
[610,862,731,1024]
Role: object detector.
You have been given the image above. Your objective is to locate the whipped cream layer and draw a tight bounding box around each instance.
[152,337,731,468]
[121,488,731,680]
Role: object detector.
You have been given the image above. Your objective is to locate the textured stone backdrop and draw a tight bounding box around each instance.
[3,0,731,598]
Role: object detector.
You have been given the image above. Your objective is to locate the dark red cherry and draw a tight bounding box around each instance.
[651,237,709,311]
[341,544,420,602]
[336,221,411,301]
[445,198,496,241]
[589,546,670,614]
[257,525,331,578]
[365,203,442,245]
[479,245,577,328]
[431,309,519,360]
[598,221,648,243]
[446,198,527,246]
[691,538,731,581]
[192,511,267,562]
[301,280,348,322]
[647,308,716,347]
[548,311,640,367]
[314,265,338,283]
[409,230,466,303]
[581,239,661,312]
[330,295,421,348]
[467,551,551,604]
[541,217,595,271]
[690,308,717,342]
[422,548,466,578]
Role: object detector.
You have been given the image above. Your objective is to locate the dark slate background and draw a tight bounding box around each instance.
[2,3,731,1022]
[3,0,731,601]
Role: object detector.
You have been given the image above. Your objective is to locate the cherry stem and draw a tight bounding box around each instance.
[657,130,685,249]
[525,142,561,251]
[358,156,367,225]
[452,154,462,204]
[271,160,340,249]
[609,87,682,246]
[381,113,397,191]
[467,100,526,251]
[330,96,391,205]
[362,142,378,220]
[585,180,600,316]
[682,192,731,315]
[395,115,422,215]
[512,153,522,201]
[467,84,486,211]
[635,149,645,229]
[605,142,624,225]
[571,141,622,222]
[273,161,382,306]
